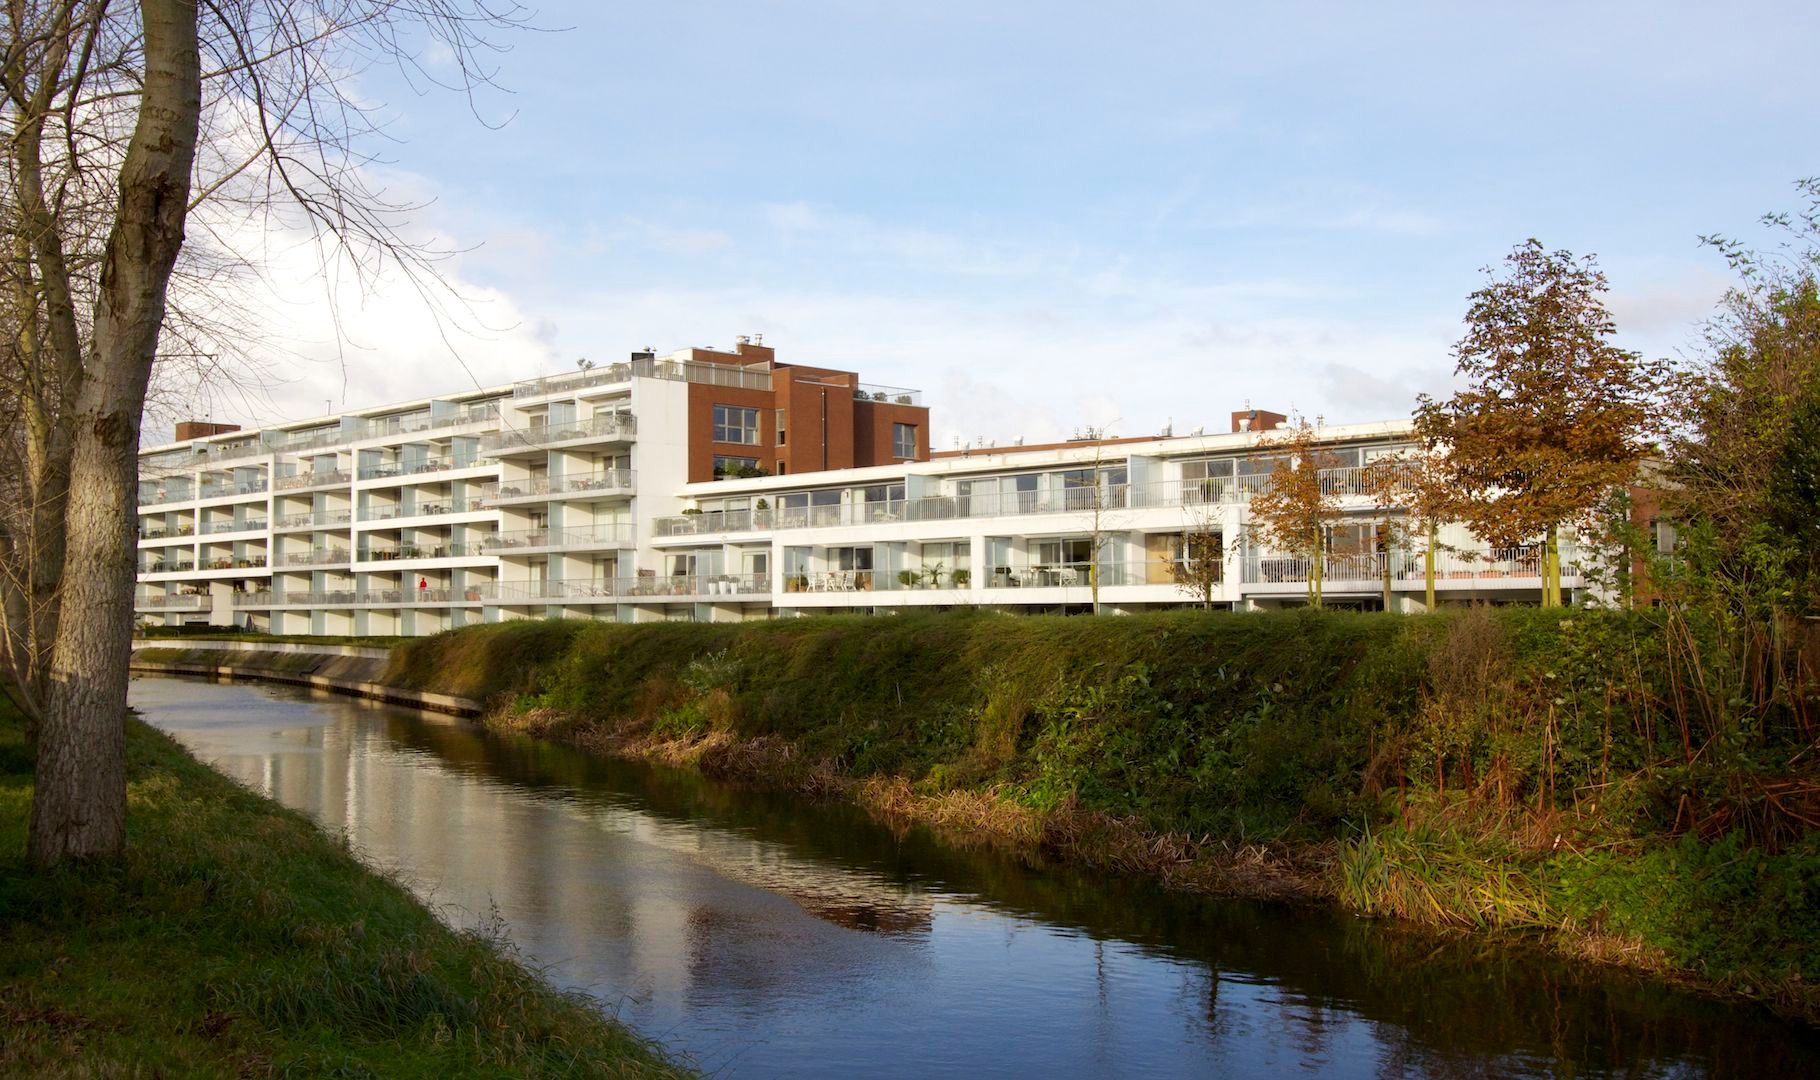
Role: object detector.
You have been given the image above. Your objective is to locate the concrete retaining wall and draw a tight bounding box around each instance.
[131,645,480,717]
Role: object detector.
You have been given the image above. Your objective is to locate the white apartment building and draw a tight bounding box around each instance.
[136,346,1586,635]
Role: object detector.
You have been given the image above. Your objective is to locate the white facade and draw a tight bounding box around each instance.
[137,363,1587,634]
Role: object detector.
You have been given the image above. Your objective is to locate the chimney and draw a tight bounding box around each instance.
[176,420,240,442]
[1231,408,1288,434]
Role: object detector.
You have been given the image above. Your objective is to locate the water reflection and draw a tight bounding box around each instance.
[132,676,1819,1079]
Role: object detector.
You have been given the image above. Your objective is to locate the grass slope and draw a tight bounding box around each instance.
[385,609,1820,1019]
[0,701,688,1078]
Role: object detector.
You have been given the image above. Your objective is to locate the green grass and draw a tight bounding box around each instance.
[380,608,1820,1017]
[0,700,688,1077]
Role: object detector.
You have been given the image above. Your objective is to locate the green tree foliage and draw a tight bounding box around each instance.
[1666,181,1820,619]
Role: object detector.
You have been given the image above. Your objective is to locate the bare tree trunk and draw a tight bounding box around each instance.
[29,0,200,866]
[1542,523,1561,609]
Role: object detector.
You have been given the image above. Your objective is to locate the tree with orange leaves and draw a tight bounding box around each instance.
[1249,419,1344,608]
[1416,241,1665,607]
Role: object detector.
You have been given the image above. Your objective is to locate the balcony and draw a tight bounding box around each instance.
[202,519,268,535]
[198,479,269,500]
[486,573,770,603]
[509,356,773,399]
[141,559,197,574]
[274,469,351,491]
[274,509,353,530]
[281,549,350,568]
[1240,545,1582,588]
[480,413,636,457]
[357,454,485,481]
[359,499,483,521]
[139,484,193,506]
[482,524,636,555]
[233,592,274,607]
[854,383,923,407]
[355,542,491,562]
[474,469,635,507]
[135,593,208,610]
[196,556,269,570]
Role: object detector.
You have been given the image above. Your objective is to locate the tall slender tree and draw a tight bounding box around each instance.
[1416,240,1665,608]
[2,0,530,865]
[1364,445,1457,611]
[1249,419,1343,608]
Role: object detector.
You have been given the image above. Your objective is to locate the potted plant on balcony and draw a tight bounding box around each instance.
[897,568,918,589]
[923,561,946,589]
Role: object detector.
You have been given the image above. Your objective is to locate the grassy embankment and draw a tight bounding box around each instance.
[0,700,687,1077]
[382,609,1820,1020]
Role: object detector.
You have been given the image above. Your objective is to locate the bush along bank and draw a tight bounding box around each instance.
[384,609,1820,1020]
[0,700,688,1077]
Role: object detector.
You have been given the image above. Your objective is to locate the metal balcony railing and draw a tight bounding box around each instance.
[854,383,922,406]
[198,479,269,499]
[233,592,275,607]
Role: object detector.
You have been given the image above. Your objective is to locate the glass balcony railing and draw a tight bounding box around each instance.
[274,469,351,491]
[135,593,208,609]
[359,499,478,521]
[485,573,769,603]
[482,524,636,553]
[355,542,490,562]
[357,454,483,480]
[197,479,269,499]
[274,509,353,529]
[480,413,636,455]
[202,519,267,534]
[474,469,635,505]
[1240,545,1582,587]
[281,549,350,567]
[233,592,275,607]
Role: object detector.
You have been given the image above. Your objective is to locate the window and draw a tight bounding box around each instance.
[713,455,762,479]
[776,409,787,446]
[714,405,761,445]
[777,461,787,474]
[893,422,917,458]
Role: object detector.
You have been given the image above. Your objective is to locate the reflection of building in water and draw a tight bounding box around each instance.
[208,692,930,1014]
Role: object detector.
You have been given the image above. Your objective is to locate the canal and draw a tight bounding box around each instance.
[131,675,1819,1078]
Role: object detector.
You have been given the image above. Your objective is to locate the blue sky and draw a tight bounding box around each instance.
[213,1,1820,449]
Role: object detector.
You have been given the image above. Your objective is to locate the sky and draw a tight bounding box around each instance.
[169,1,1820,450]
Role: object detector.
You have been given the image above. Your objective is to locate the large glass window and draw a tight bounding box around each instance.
[712,454,761,478]
[893,422,917,458]
[713,404,761,445]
